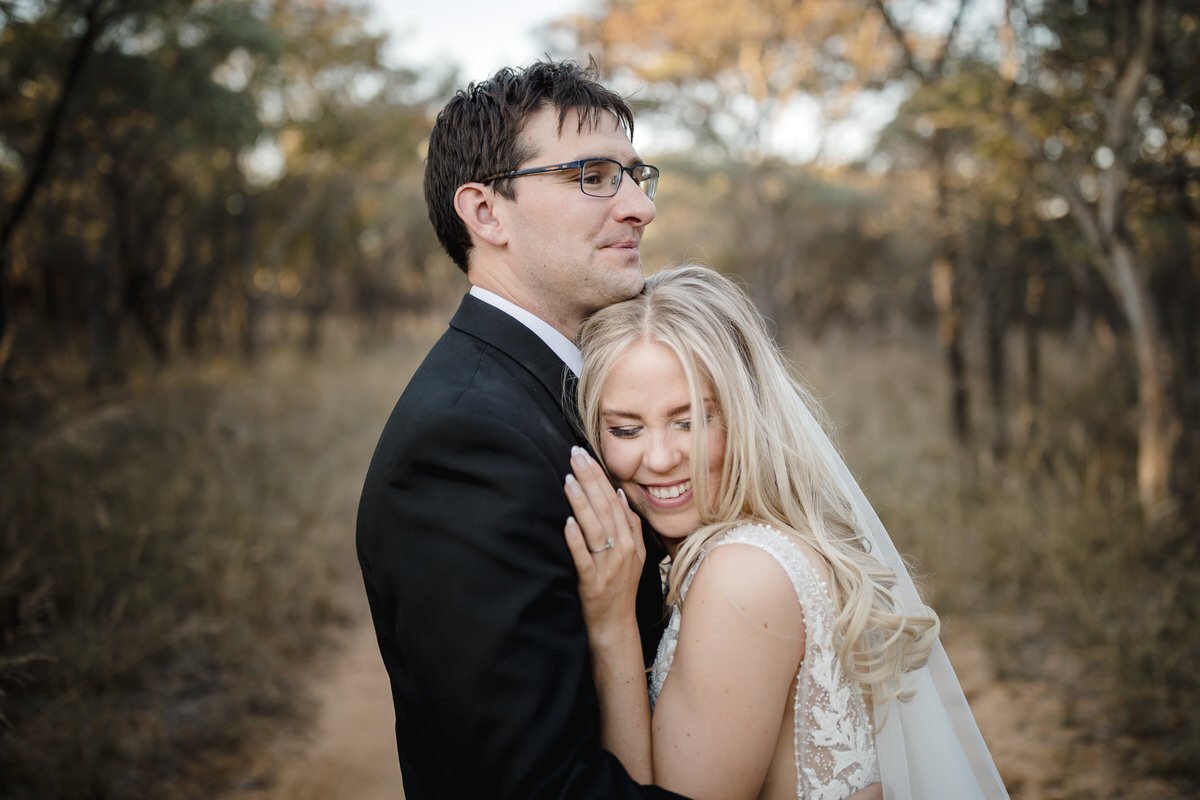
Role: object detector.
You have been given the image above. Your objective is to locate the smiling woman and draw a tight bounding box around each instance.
[564,264,1009,799]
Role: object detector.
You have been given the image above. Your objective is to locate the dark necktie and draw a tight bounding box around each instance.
[561,367,590,448]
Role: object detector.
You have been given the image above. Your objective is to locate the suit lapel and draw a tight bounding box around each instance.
[451,294,666,660]
[449,294,583,439]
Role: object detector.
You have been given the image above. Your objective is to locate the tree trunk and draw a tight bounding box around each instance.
[930,134,970,445]
[0,249,12,381]
[998,0,1174,518]
[0,0,107,364]
[1109,237,1179,515]
[1018,267,1044,460]
[87,250,116,388]
[236,193,260,363]
[932,254,970,445]
[982,262,1009,464]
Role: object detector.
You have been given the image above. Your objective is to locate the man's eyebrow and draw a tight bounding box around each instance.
[577,153,644,165]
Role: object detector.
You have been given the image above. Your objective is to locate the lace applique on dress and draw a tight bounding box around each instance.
[648,524,879,799]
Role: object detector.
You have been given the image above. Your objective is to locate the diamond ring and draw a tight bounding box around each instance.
[589,537,615,554]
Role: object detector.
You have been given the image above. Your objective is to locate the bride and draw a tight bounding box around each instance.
[561,265,1008,799]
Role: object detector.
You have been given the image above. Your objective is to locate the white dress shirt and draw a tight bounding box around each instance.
[469,286,583,377]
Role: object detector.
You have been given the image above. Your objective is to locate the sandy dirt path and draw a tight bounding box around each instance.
[230,617,1185,800]
[229,600,405,800]
[944,628,1182,800]
[238,623,1185,800]
[234,617,1021,799]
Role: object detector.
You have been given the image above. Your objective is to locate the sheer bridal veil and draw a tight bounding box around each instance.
[807,408,1009,799]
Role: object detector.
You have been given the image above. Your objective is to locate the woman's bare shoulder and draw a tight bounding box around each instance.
[683,537,808,639]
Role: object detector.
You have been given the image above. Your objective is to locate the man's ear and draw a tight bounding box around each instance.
[454,183,507,248]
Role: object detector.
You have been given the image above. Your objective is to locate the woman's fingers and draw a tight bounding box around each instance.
[570,447,629,543]
[562,448,645,629]
[564,472,610,555]
[563,447,645,583]
[563,516,596,579]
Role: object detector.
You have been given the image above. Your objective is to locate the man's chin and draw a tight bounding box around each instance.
[620,271,646,301]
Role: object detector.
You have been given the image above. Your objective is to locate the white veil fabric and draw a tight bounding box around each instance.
[815,418,1010,799]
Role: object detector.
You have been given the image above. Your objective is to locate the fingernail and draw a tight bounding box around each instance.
[566,515,577,528]
[617,488,627,504]
[565,474,581,495]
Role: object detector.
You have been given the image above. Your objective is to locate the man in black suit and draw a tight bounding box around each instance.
[356,61,684,799]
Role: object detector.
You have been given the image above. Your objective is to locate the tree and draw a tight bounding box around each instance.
[0,0,441,382]
[995,0,1198,517]
[0,0,130,374]
[870,0,976,445]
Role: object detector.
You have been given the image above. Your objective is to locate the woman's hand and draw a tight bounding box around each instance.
[562,446,647,638]
[562,446,655,783]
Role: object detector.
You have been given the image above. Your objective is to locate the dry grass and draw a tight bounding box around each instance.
[0,324,434,799]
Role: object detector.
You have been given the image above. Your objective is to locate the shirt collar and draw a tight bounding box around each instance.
[468,286,583,377]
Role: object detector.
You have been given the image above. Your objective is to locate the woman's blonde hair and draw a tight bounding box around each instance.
[576,264,939,706]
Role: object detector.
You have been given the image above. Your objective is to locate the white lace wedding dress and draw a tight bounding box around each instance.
[648,523,880,800]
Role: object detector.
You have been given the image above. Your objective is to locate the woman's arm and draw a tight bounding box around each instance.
[563,451,809,798]
[651,544,806,800]
[562,447,653,783]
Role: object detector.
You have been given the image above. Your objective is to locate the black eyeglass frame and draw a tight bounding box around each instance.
[479,158,660,200]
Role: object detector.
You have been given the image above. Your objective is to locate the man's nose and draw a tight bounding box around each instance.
[612,176,656,227]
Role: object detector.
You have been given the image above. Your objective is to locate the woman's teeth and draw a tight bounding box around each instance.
[646,481,691,500]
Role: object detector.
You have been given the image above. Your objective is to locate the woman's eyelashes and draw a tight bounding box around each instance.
[604,418,695,439]
[606,425,642,439]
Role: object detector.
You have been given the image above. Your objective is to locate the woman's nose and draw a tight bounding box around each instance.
[644,430,684,473]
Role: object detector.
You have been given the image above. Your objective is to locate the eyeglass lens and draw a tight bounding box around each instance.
[581,159,658,200]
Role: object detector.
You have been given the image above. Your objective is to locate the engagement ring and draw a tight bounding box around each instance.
[589,537,615,554]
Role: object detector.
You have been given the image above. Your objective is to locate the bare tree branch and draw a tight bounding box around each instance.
[871,0,922,79]
[0,0,109,253]
[932,0,972,77]
[1106,0,1156,156]
[872,0,971,83]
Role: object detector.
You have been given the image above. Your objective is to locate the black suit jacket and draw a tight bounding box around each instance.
[357,294,683,799]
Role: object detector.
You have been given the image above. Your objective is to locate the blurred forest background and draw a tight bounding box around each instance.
[1,0,1197,798]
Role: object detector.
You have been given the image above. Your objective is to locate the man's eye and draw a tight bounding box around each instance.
[581,170,606,185]
[606,427,641,439]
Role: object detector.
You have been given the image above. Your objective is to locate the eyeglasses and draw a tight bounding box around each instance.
[480,158,660,201]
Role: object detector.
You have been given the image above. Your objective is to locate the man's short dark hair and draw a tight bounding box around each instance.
[423,59,636,272]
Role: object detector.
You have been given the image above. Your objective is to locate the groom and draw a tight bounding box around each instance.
[356,61,683,799]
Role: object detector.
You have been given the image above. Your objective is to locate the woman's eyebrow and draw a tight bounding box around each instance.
[607,403,693,419]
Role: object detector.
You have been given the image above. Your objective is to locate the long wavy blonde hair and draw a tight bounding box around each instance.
[576,264,939,706]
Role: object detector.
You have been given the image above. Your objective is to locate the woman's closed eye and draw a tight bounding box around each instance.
[608,417,700,438]
[606,426,642,439]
